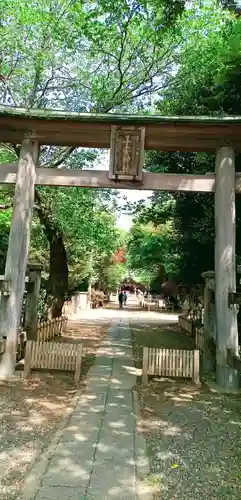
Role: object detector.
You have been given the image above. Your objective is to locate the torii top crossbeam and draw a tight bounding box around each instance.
[1,105,241,151]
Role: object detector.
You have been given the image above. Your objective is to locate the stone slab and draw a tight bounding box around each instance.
[71,405,105,420]
[89,464,136,498]
[85,379,110,393]
[60,427,100,446]
[74,394,106,416]
[35,486,85,500]
[94,440,134,464]
[88,365,112,377]
[102,406,135,425]
[76,392,107,408]
[106,401,133,414]
[85,490,136,500]
[53,440,96,461]
[43,455,93,488]
[107,388,133,400]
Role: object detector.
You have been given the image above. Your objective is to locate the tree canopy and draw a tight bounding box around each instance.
[0,0,197,314]
[127,1,241,287]
[0,0,241,312]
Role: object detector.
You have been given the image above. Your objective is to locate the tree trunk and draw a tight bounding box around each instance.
[45,232,68,318]
[35,190,68,319]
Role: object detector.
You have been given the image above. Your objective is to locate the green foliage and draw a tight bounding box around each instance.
[0,0,194,300]
[32,185,124,291]
[127,221,180,284]
[0,181,125,292]
[158,3,239,116]
[138,1,241,285]
[1,0,239,296]
[0,0,189,112]
[0,148,15,271]
[97,260,127,292]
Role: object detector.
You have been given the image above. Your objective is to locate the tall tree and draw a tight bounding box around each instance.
[0,0,192,314]
[141,2,241,284]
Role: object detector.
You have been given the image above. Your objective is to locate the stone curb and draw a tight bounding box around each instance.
[17,388,83,500]
[132,389,155,500]
[205,379,241,395]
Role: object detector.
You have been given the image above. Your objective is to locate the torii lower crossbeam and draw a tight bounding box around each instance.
[2,163,241,193]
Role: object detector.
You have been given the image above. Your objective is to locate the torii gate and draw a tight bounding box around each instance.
[0,105,240,389]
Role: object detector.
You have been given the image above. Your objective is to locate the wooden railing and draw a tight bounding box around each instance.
[179,313,241,378]
[179,277,241,387]
[141,300,158,311]
[178,314,193,335]
[140,297,174,312]
[195,326,204,352]
[142,347,200,385]
[179,314,205,352]
[37,316,67,342]
[227,348,241,374]
[0,317,67,363]
[24,340,82,383]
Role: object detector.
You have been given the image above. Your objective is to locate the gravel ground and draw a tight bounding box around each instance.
[0,373,75,500]
[138,380,241,499]
[131,321,241,500]
[0,319,108,500]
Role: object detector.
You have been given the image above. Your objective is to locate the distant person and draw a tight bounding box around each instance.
[118,291,124,308]
[123,291,127,306]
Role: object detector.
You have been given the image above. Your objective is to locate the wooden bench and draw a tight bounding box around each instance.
[142,347,200,385]
[24,340,83,383]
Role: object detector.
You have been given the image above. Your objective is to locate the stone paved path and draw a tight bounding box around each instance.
[29,317,152,500]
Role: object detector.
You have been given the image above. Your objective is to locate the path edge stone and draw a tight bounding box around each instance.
[17,387,83,500]
[133,388,155,500]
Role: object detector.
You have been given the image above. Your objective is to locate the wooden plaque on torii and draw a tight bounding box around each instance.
[109,125,145,181]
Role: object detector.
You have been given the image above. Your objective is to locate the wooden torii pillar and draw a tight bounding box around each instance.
[215,146,239,390]
[0,138,39,379]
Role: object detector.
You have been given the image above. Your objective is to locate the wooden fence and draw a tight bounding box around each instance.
[0,317,67,363]
[142,300,158,311]
[37,316,67,342]
[142,347,200,386]
[195,326,204,352]
[227,348,241,375]
[178,314,193,335]
[24,340,83,383]
[178,314,205,353]
[140,299,174,312]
